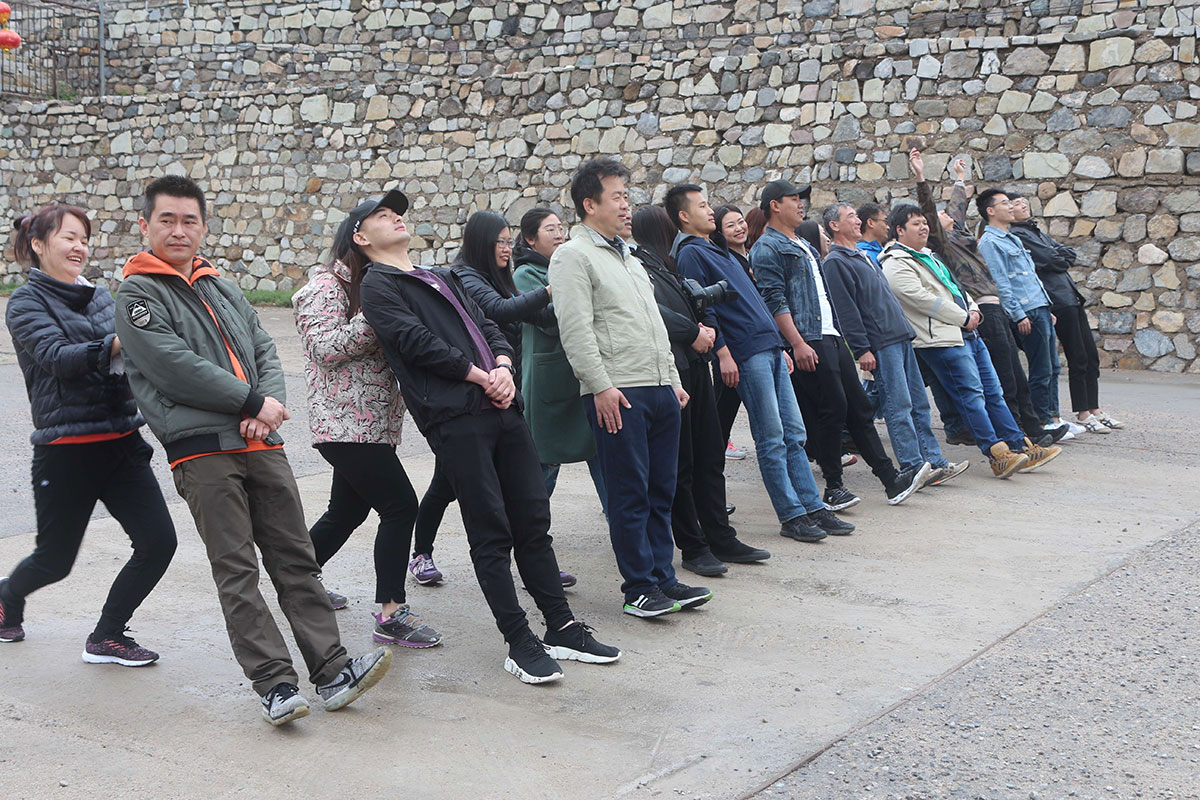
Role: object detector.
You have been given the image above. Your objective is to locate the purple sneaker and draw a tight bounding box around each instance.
[372,605,442,647]
[82,630,159,667]
[559,570,577,588]
[0,578,24,643]
[408,554,443,586]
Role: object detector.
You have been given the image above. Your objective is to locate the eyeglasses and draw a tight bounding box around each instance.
[539,224,565,235]
[496,239,515,249]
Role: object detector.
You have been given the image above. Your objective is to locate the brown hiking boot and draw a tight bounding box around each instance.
[988,442,1029,478]
[1018,437,1062,472]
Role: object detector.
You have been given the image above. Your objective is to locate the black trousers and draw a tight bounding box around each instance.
[714,365,743,446]
[977,304,1043,435]
[310,442,418,605]
[413,463,455,557]
[1,433,177,637]
[790,335,897,489]
[1054,304,1101,413]
[424,408,571,642]
[673,364,738,561]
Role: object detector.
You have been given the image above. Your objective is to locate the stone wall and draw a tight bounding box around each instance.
[0,0,1197,371]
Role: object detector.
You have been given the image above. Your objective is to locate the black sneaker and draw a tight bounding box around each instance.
[661,581,713,609]
[542,621,621,664]
[681,551,728,577]
[710,539,771,563]
[726,502,736,516]
[82,630,159,667]
[317,647,393,711]
[945,431,976,446]
[261,682,310,726]
[886,462,931,506]
[504,629,564,683]
[0,578,25,643]
[623,587,682,618]
[1040,423,1070,444]
[808,508,855,536]
[781,515,827,543]
[822,485,861,512]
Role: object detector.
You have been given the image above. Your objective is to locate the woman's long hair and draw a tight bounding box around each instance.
[332,237,369,318]
[13,205,92,270]
[745,207,767,250]
[631,206,678,272]
[456,211,515,297]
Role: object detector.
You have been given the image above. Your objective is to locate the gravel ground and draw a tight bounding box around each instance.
[754,526,1200,800]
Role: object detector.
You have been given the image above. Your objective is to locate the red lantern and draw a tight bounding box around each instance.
[0,3,10,26]
[0,29,19,52]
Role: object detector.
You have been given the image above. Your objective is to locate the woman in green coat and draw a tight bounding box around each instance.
[512,208,608,518]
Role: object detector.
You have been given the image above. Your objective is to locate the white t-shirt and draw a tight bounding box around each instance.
[799,242,839,337]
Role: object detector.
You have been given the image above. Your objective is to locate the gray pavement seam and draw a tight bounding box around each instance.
[739,517,1200,800]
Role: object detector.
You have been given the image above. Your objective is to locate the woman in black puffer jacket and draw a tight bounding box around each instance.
[408,212,579,588]
[0,205,176,666]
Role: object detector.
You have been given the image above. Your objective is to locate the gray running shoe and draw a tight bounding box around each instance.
[261,682,310,726]
[317,648,393,711]
[373,605,442,648]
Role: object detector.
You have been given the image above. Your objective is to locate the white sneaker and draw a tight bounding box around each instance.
[1078,415,1111,434]
[1096,414,1124,429]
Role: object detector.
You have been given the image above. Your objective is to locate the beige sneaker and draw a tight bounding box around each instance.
[988,442,1029,478]
[1018,437,1062,472]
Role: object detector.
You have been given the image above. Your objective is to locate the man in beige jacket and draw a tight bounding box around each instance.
[880,204,1060,478]
[550,157,712,619]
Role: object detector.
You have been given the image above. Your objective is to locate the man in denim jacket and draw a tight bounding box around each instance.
[976,189,1060,429]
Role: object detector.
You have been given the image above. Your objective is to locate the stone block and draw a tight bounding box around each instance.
[1146,149,1184,174]
[1164,122,1200,147]
[1138,244,1168,265]
[1043,192,1078,217]
[1163,190,1200,214]
[644,2,672,28]
[1050,44,1085,72]
[1094,218,1124,242]
[300,95,330,123]
[996,90,1031,114]
[1073,155,1112,178]
[1088,37,1135,70]
[1117,149,1147,177]
[942,52,979,79]
[1168,236,1200,261]
[1022,152,1070,178]
[1100,291,1133,308]
[1004,47,1050,75]
[1147,214,1178,239]
[1134,39,1173,64]
[1117,187,1161,214]
[1134,328,1174,358]
[1087,106,1132,128]
[1116,265,1152,292]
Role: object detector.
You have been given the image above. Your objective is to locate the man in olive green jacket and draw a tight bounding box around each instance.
[550,158,711,620]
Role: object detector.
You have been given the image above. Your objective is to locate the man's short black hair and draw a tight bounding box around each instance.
[570,157,631,220]
[663,184,703,231]
[143,175,207,223]
[887,203,924,240]
[821,203,854,237]
[975,188,1008,223]
[857,202,884,226]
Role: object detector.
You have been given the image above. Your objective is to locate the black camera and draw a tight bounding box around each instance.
[681,278,739,316]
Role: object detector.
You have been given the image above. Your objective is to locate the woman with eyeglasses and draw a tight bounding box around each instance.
[408,212,575,589]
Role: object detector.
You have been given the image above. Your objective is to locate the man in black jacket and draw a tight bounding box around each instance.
[1009,194,1118,432]
[353,189,619,685]
[633,206,771,578]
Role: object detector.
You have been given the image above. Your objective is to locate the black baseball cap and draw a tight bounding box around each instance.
[333,188,410,256]
[759,179,811,212]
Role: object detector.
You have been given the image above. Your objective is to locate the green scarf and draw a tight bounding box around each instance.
[901,245,964,300]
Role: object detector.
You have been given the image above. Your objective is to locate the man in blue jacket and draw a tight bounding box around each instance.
[670,183,852,543]
[976,188,1060,429]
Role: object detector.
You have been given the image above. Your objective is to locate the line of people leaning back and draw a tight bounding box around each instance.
[0,150,1121,726]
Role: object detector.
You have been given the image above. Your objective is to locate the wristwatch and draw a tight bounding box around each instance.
[497,362,516,375]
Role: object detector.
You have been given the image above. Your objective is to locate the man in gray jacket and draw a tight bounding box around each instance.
[115,176,391,726]
[550,158,711,619]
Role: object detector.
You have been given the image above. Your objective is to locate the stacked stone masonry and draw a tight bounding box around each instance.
[0,0,1198,371]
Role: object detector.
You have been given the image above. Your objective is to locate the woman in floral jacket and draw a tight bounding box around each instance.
[293,249,441,648]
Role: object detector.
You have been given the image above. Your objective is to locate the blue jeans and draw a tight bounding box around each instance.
[735,349,824,522]
[873,341,949,471]
[1014,306,1059,424]
[917,338,1026,456]
[540,459,608,519]
[584,386,679,602]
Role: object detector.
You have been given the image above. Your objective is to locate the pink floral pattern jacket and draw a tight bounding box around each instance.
[293,262,405,445]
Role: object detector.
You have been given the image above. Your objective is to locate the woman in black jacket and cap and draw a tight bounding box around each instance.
[408,212,577,588]
[0,205,176,665]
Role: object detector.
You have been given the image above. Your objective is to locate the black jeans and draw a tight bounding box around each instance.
[673,364,738,561]
[310,442,418,605]
[413,463,455,557]
[1,433,177,638]
[713,362,743,446]
[424,408,571,642]
[791,335,898,490]
[1054,304,1100,413]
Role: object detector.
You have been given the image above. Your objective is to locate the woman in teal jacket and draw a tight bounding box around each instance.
[511,209,608,519]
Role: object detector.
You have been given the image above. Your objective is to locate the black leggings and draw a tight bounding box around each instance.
[1,433,177,638]
[310,442,419,604]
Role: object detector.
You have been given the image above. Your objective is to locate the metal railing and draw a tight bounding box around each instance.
[0,0,104,101]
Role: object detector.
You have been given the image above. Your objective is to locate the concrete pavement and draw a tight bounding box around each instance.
[1,300,1197,800]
